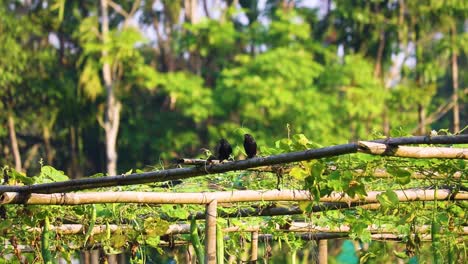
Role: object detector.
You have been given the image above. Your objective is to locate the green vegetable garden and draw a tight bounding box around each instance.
[0,0,466,263]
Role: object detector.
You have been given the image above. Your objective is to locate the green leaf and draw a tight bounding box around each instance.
[9,169,34,185]
[376,190,399,208]
[298,201,313,212]
[144,217,170,236]
[311,162,325,178]
[394,250,409,259]
[39,166,69,183]
[145,236,160,248]
[387,167,411,185]
[289,167,309,180]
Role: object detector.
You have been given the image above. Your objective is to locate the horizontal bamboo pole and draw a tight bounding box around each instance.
[250,166,463,180]
[1,189,466,205]
[186,202,376,221]
[23,223,468,237]
[27,223,191,235]
[288,223,468,234]
[0,135,465,194]
[358,141,468,159]
[293,233,439,242]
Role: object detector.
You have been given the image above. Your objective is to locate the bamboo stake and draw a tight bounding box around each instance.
[0,135,465,194]
[1,189,466,205]
[250,231,259,263]
[318,240,327,264]
[216,223,224,264]
[205,200,217,264]
[358,141,468,159]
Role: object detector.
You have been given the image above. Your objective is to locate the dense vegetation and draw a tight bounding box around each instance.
[0,1,466,263]
[0,0,465,177]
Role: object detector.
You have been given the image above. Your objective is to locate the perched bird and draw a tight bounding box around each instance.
[243,134,257,159]
[216,138,232,161]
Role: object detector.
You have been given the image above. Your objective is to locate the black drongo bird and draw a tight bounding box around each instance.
[243,134,257,158]
[216,138,232,161]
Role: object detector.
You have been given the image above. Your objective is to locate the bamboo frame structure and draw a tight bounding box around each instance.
[1,189,466,205]
[0,135,465,194]
[0,134,466,261]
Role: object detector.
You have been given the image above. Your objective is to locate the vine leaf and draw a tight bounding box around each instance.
[376,190,399,208]
[387,167,411,185]
[38,166,69,183]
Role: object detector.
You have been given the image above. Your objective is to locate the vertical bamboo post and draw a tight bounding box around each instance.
[205,200,217,264]
[318,240,328,264]
[250,231,259,263]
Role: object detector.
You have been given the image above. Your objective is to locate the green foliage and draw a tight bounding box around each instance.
[184,19,238,57]
[266,10,311,48]
[155,72,213,122]
[215,46,333,144]
[0,0,466,261]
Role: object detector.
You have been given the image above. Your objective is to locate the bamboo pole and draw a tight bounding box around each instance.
[0,135,465,194]
[250,166,462,180]
[358,141,468,159]
[318,240,327,264]
[188,202,361,220]
[205,200,217,264]
[250,231,259,263]
[21,223,468,237]
[1,189,466,205]
[216,223,224,264]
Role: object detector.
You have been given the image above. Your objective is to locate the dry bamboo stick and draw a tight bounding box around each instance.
[1,189,466,205]
[260,233,447,242]
[250,166,462,179]
[251,231,259,263]
[358,141,468,159]
[287,223,468,234]
[181,203,380,221]
[26,223,192,235]
[318,239,328,264]
[18,223,468,239]
[205,200,217,264]
[0,135,465,194]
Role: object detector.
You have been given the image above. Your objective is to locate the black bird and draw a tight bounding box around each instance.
[216,138,232,161]
[243,134,257,159]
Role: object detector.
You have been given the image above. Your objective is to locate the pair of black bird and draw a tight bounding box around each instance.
[215,134,257,161]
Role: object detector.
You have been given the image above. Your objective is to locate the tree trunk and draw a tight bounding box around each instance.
[7,113,22,172]
[100,0,121,176]
[43,125,54,165]
[451,26,459,133]
[185,0,199,24]
[374,29,385,79]
[69,126,82,179]
[418,104,426,135]
[414,22,426,135]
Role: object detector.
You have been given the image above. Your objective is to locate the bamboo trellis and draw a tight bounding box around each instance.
[0,135,466,194]
[0,135,467,263]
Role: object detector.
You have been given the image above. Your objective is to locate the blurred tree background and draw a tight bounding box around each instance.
[0,0,466,178]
